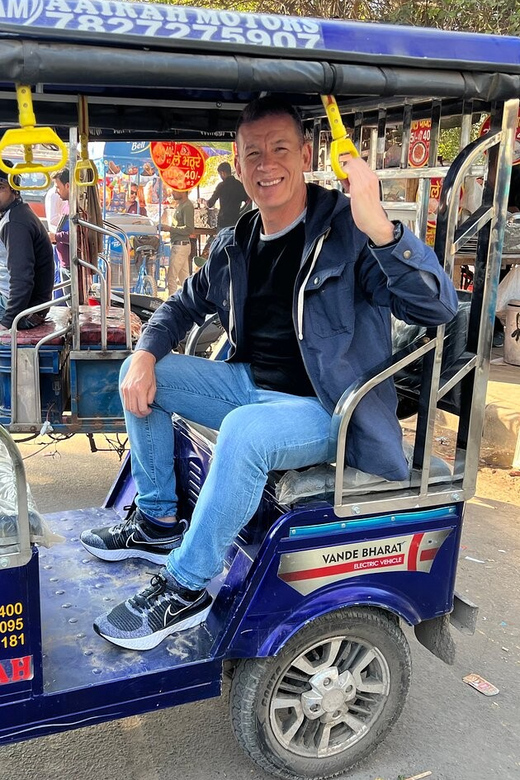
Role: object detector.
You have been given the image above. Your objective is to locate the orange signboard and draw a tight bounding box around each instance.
[150,141,205,191]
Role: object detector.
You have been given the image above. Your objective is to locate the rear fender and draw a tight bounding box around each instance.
[256,584,422,658]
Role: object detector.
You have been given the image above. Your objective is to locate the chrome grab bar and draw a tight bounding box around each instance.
[0,425,31,569]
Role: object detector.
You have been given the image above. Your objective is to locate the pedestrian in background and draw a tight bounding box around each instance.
[0,160,53,330]
[206,161,250,228]
[158,190,194,294]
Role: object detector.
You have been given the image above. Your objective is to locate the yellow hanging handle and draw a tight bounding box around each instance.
[74,95,98,187]
[0,85,68,187]
[321,95,359,180]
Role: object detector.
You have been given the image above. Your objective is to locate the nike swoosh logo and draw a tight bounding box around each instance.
[164,603,183,627]
[125,531,180,548]
[163,595,204,627]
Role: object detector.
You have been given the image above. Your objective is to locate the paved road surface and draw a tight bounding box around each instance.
[1,434,519,780]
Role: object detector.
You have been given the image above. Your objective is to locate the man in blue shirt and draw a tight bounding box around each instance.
[82,97,458,651]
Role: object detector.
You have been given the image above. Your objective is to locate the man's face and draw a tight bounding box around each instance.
[55,178,69,201]
[235,114,311,219]
[129,186,138,200]
[0,180,16,212]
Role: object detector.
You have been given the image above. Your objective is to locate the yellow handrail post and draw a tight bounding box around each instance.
[0,84,67,188]
[320,95,359,180]
[74,95,98,187]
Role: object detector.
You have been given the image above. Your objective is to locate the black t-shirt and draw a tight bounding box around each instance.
[208,176,248,228]
[243,221,316,397]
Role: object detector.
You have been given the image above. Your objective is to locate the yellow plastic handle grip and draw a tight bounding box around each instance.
[321,95,359,180]
[8,169,50,191]
[0,85,68,175]
[74,158,98,187]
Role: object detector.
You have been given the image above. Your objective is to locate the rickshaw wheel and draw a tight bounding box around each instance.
[230,607,411,780]
[141,275,157,297]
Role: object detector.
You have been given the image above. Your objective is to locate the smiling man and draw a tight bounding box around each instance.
[82,96,458,651]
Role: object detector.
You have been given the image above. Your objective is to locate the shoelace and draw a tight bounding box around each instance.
[129,573,169,613]
[110,514,141,545]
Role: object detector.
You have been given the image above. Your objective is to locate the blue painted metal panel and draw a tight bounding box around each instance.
[0,3,519,73]
[171,418,464,661]
[0,345,69,425]
[217,502,463,659]
[0,508,222,745]
[69,356,125,421]
[0,550,43,704]
[103,451,136,513]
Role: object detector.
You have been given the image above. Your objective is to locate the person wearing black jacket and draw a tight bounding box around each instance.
[0,160,54,330]
[206,161,250,228]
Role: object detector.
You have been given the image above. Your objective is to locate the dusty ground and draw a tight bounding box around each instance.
[477,464,520,505]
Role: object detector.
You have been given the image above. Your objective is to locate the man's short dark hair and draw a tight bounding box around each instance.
[217,162,232,175]
[0,159,21,190]
[52,168,70,185]
[235,96,305,146]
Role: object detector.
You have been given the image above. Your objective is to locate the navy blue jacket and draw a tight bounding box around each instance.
[138,184,458,480]
[0,199,54,328]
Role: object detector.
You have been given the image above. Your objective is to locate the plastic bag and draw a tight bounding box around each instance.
[496,265,520,324]
[275,442,451,505]
[0,440,64,551]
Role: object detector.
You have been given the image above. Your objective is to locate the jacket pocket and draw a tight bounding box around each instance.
[304,267,354,337]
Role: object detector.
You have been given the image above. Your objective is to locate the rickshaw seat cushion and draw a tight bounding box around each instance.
[0,305,70,346]
[78,305,142,346]
[275,445,452,505]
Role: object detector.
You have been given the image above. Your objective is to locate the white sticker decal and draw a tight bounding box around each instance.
[278,529,452,595]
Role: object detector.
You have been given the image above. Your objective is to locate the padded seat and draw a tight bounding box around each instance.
[0,306,70,347]
[78,305,142,346]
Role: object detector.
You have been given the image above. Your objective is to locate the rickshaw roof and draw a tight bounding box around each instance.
[0,1,520,139]
[1,1,520,71]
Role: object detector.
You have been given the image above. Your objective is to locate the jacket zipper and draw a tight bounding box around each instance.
[225,246,237,352]
[296,230,328,340]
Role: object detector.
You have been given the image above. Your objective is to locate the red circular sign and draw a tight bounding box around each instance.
[150,141,205,191]
[480,114,520,165]
[408,119,431,168]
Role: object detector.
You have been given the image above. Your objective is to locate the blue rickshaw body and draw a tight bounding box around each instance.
[0,418,462,744]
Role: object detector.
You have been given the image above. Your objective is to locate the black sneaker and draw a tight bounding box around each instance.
[93,570,212,650]
[80,508,187,565]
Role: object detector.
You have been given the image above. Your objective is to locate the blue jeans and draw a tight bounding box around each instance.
[121,353,334,590]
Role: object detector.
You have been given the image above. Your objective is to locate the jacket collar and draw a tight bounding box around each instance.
[0,195,22,217]
[233,183,350,252]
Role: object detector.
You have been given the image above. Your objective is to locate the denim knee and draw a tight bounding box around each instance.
[217,406,269,464]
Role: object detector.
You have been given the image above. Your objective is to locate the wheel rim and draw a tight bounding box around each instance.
[269,635,391,759]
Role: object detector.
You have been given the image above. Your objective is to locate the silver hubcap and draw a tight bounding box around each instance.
[270,636,390,758]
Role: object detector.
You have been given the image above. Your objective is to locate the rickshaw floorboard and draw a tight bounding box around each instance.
[38,508,216,695]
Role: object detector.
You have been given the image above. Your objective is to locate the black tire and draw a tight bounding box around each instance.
[141,274,157,298]
[230,607,411,780]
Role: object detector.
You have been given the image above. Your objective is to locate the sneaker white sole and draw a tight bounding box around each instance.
[80,539,172,566]
[96,604,212,651]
